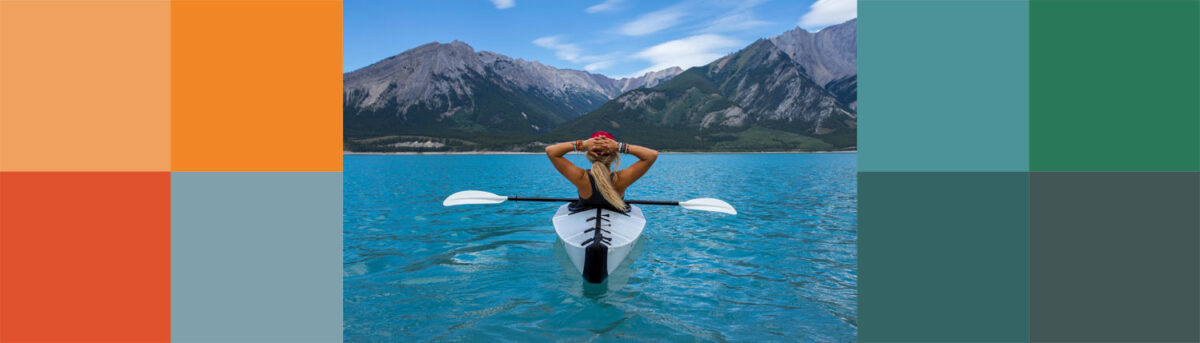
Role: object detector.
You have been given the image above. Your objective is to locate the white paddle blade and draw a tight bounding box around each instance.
[443,190,508,206]
[679,198,737,215]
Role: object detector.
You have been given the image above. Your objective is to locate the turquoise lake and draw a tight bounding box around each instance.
[344,153,858,341]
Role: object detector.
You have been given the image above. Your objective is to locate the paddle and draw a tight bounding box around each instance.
[442,190,737,215]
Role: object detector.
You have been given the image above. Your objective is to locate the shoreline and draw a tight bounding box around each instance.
[344,150,858,155]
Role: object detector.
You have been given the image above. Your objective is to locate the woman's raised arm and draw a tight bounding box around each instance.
[546,140,588,187]
[614,143,657,189]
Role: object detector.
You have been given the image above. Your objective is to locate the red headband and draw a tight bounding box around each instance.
[590,131,614,140]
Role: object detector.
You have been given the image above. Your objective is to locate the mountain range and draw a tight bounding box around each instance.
[344,41,681,138]
[344,19,857,152]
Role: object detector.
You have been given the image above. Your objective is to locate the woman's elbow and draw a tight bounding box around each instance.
[645,149,659,162]
[544,145,555,155]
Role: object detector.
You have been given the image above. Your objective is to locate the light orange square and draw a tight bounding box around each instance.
[171,0,342,172]
[0,0,171,171]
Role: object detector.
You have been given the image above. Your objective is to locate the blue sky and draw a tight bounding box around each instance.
[344,0,856,78]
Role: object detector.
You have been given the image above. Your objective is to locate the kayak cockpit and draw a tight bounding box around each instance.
[553,204,644,250]
[552,203,646,282]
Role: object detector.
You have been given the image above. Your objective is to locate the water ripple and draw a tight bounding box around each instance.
[345,153,857,342]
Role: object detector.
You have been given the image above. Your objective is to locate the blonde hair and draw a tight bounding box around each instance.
[586,147,626,211]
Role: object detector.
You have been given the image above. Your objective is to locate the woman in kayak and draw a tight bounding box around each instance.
[545,131,658,212]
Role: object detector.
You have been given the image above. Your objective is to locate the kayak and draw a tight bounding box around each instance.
[552,204,645,283]
[442,190,734,283]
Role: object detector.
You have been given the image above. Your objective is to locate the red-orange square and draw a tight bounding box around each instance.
[1,172,170,342]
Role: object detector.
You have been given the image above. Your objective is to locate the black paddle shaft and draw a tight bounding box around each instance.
[506,196,679,206]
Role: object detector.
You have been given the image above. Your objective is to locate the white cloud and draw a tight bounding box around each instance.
[706,12,770,33]
[533,36,584,62]
[632,34,740,75]
[584,61,615,72]
[533,36,620,70]
[618,7,686,36]
[798,0,856,30]
[586,0,622,13]
[489,0,514,9]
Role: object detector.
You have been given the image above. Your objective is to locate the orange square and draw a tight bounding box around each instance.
[171,0,343,172]
[0,172,170,342]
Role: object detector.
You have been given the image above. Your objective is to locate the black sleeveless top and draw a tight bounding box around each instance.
[570,170,625,212]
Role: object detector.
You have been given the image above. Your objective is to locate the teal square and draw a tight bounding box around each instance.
[859,0,1030,172]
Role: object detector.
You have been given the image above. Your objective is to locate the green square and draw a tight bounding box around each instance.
[859,172,1029,342]
[1031,0,1200,171]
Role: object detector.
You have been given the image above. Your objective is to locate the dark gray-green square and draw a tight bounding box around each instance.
[1030,172,1199,342]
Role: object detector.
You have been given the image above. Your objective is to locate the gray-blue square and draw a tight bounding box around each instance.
[172,172,342,342]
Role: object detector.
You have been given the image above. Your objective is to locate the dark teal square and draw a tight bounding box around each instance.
[859,172,1029,342]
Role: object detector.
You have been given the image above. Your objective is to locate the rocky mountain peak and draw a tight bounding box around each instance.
[769,19,857,87]
[615,66,684,93]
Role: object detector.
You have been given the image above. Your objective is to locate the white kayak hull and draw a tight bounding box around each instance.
[552,204,645,283]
